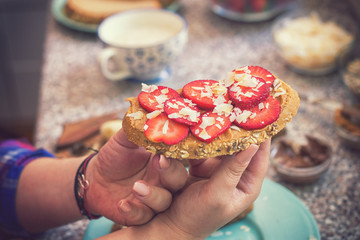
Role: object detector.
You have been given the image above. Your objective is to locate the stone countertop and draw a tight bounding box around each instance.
[36,0,360,239]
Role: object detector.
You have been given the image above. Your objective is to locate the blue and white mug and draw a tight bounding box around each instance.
[97,9,188,82]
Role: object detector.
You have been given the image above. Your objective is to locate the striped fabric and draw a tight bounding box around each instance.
[0,139,54,237]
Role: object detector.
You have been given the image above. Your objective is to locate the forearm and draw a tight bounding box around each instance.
[16,157,84,233]
[97,214,203,240]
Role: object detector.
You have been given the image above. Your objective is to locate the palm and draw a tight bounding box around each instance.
[160,140,270,239]
[89,129,187,225]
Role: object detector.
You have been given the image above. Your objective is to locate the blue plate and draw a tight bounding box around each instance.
[51,0,181,33]
[83,179,320,240]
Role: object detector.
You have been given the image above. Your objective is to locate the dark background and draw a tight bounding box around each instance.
[0,0,48,143]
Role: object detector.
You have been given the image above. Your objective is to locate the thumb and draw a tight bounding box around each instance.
[97,129,151,178]
[99,129,149,160]
[209,144,259,195]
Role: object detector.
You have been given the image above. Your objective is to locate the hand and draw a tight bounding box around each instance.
[154,139,271,239]
[86,129,188,226]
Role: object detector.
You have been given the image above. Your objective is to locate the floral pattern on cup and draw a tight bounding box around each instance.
[97,9,188,82]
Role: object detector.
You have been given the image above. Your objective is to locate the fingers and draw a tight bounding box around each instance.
[208,144,259,196]
[112,128,141,149]
[117,198,154,226]
[133,181,172,212]
[116,180,173,225]
[152,155,188,192]
[188,158,221,178]
[237,138,271,194]
[247,138,271,179]
[96,129,151,179]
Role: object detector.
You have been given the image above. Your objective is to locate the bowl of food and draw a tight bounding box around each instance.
[338,45,360,98]
[210,0,294,22]
[272,9,357,76]
[334,105,360,150]
[270,135,332,184]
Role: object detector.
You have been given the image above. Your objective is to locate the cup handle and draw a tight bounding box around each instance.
[98,48,131,81]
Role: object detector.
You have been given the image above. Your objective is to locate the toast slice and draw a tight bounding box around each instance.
[123,76,300,160]
[64,0,161,24]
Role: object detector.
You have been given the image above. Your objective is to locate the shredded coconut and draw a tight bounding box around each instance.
[199,129,211,140]
[199,117,215,129]
[141,83,158,93]
[127,111,143,120]
[146,110,162,119]
[162,120,169,134]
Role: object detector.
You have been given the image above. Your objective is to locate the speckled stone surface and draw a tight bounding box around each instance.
[36,0,360,239]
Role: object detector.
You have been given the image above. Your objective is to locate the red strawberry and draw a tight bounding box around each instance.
[182,80,229,110]
[225,0,245,12]
[250,0,267,12]
[144,113,189,145]
[138,85,180,112]
[228,76,270,109]
[164,97,200,126]
[234,66,275,87]
[190,111,231,143]
[233,96,281,130]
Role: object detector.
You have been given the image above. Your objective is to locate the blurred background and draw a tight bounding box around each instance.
[0,0,359,239]
[0,0,48,143]
[0,0,359,145]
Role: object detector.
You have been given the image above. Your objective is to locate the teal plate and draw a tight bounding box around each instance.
[83,179,320,240]
[51,0,181,33]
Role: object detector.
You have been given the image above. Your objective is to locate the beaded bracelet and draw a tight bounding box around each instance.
[74,151,102,219]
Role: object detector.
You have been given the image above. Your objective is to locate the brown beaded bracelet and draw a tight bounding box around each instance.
[74,151,102,219]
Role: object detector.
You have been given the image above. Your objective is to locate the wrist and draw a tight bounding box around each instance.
[74,152,102,219]
[148,213,205,240]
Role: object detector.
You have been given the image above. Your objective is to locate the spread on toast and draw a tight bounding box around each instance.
[123,66,300,159]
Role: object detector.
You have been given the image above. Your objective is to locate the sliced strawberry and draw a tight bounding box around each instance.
[164,97,200,126]
[228,76,270,109]
[138,86,180,112]
[190,111,231,143]
[233,96,281,130]
[182,80,229,110]
[144,113,188,145]
[234,66,275,87]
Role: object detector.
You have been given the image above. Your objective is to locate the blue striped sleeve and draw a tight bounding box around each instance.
[0,139,54,237]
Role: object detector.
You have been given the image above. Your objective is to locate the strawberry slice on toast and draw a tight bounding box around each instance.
[144,113,189,145]
[233,96,281,130]
[182,80,229,110]
[190,111,231,143]
[138,85,180,112]
[164,97,201,126]
[228,76,270,109]
[234,66,275,87]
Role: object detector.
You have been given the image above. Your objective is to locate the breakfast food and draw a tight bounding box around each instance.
[343,58,360,97]
[100,119,123,140]
[64,0,162,24]
[272,135,331,168]
[123,66,300,159]
[334,105,360,150]
[273,12,354,73]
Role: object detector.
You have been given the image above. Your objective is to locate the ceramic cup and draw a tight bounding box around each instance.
[97,9,188,82]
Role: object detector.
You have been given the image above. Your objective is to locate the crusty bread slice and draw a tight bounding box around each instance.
[123,79,300,159]
[64,0,161,24]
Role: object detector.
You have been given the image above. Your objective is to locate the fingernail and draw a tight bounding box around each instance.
[159,155,170,169]
[119,200,131,213]
[133,182,150,197]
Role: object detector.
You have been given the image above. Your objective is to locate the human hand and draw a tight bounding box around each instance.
[85,129,188,226]
[154,139,270,239]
